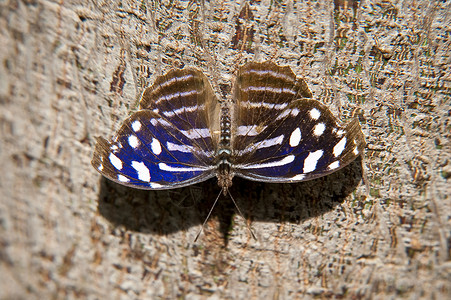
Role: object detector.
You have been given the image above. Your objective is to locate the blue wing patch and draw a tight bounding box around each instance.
[233,100,365,183]
[92,110,216,189]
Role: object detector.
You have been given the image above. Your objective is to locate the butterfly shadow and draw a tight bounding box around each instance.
[97,157,363,243]
[232,157,364,226]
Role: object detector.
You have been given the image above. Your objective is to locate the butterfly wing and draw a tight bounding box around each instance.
[92,68,220,189]
[232,62,365,182]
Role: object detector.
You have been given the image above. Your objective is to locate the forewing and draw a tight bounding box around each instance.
[232,62,365,182]
[233,61,312,131]
[140,67,220,153]
[92,68,220,189]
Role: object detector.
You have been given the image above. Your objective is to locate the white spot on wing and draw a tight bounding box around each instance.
[242,86,296,95]
[276,109,290,120]
[257,135,284,149]
[328,161,340,170]
[309,108,321,120]
[291,108,300,116]
[313,123,326,136]
[97,164,103,171]
[291,174,306,181]
[180,128,211,139]
[333,137,347,157]
[160,119,171,127]
[167,142,194,153]
[161,104,205,117]
[236,125,267,136]
[158,163,210,172]
[109,153,123,170]
[167,142,214,157]
[236,135,284,155]
[150,118,171,128]
[149,182,163,188]
[237,155,295,170]
[117,175,129,182]
[353,147,359,155]
[132,121,142,132]
[156,74,194,90]
[156,90,199,104]
[336,129,344,136]
[240,101,288,110]
[151,138,162,155]
[128,135,139,148]
[261,135,284,146]
[303,150,324,173]
[131,161,151,182]
[243,69,295,82]
[289,128,301,147]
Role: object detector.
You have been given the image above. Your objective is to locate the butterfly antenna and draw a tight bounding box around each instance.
[227,189,257,241]
[194,189,223,242]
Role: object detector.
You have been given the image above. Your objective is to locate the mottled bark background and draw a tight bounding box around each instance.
[1,0,450,299]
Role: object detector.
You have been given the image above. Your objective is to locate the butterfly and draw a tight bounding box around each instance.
[92,61,365,195]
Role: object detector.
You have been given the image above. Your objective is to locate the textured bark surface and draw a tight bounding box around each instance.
[1,0,450,299]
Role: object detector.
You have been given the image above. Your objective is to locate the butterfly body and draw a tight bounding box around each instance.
[92,62,365,192]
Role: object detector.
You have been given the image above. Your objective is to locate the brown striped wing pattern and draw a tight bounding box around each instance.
[231,62,365,183]
[91,68,220,189]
